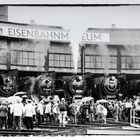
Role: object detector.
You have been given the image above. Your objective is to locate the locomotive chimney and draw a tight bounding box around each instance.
[0,6,8,21]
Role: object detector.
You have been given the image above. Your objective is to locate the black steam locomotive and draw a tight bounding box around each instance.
[0,70,139,102]
[0,70,18,97]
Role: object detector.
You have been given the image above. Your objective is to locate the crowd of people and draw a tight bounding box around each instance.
[0,95,140,131]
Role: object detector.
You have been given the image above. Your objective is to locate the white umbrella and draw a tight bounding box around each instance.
[13,92,27,97]
[98,99,108,103]
[6,96,22,104]
[81,96,93,103]
[22,95,28,98]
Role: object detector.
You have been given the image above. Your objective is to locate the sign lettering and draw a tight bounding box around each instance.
[0,25,70,42]
[82,32,110,43]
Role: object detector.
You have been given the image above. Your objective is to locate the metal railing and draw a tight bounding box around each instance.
[130,109,140,128]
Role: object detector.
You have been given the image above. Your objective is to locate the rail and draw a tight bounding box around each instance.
[130,108,140,128]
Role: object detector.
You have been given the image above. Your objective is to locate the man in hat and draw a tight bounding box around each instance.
[24,99,34,130]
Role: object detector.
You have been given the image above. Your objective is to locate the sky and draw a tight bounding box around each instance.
[1,0,140,4]
[8,6,140,29]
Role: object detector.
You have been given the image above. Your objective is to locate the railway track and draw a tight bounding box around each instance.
[0,120,132,136]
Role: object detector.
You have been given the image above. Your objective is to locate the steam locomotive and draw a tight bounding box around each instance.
[19,72,126,102]
[0,70,139,102]
[0,72,17,97]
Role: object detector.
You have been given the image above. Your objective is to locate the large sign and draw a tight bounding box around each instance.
[82,32,110,43]
[0,25,70,42]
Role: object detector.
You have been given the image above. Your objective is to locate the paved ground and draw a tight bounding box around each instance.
[0,119,140,136]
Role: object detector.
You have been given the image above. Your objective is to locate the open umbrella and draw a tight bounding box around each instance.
[13,92,27,97]
[81,96,93,103]
[6,96,22,104]
[98,99,108,103]
[22,95,28,98]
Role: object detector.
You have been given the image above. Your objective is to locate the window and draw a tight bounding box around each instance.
[48,53,80,70]
[11,50,44,69]
[85,55,117,70]
[121,56,139,70]
[110,56,117,69]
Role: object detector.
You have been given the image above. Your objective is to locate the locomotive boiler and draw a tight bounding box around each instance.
[94,75,121,100]
[35,73,55,96]
[19,72,132,102]
[68,75,87,95]
[0,74,17,97]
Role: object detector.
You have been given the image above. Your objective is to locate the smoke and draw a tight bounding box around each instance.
[97,44,111,75]
[29,77,36,94]
[32,40,50,71]
[25,76,36,95]
[69,27,87,74]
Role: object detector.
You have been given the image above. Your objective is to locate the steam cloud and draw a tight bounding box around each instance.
[97,44,111,75]
[70,27,87,74]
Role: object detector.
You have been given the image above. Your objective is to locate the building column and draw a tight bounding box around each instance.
[117,47,121,74]
[44,49,49,72]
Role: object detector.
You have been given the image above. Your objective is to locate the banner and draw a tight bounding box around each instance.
[82,32,110,43]
[0,24,70,42]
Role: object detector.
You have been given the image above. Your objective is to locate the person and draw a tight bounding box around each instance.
[96,102,107,124]
[45,101,51,124]
[113,100,119,122]
[125,99,133,122]
[24,99,34,130]
[79,102,87,124]
[134,96,140,125]
[36,100,44,126]
[32,101,37,124]
[108,102,114,118]
[69,100,78,124]
[50,101,58,124]
[58,98,68,127]
[0,101,8,129]
[89,99,96,123]
[118,101,123,121]
[12,99,25,131]
[7,103,14,129]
